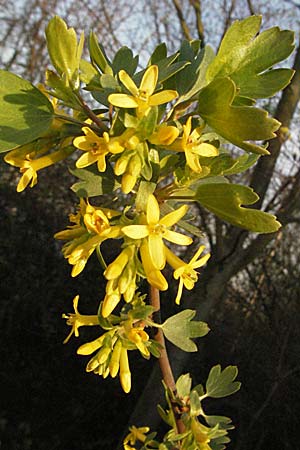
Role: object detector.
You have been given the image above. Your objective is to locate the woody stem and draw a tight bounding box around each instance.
[149,285,185,435]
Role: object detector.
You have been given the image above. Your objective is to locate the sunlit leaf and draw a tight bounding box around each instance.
[196,183,281,233]
[0,70,54,152]
[198,77,280,154]
[161,310,209,352]
[206,15,295,98]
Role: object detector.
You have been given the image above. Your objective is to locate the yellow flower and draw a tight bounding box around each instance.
[62,295,99,343]
[4,145,73,192]
[122,194,192,270]
[190,418,212,449]
[119,347,131,393]
[148,124,179,146]
[123,426,150,447]
[165,245,210,304]
[55,201,121,276]
[124,321,150,358]
[139,240,168,291]
[169,117,218,173]
[74,127,124,171]
[101,246,138,317]
[108,65,178,117]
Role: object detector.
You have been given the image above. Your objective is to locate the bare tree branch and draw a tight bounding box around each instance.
[172,0,192,40]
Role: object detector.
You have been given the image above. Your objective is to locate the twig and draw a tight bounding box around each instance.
[150,285,185,434]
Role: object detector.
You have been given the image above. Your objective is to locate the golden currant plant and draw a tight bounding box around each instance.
[1,15,294,449]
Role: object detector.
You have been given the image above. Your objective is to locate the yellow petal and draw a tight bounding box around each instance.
[183,116,192,143]
[185,150,202,173]
[102,292,121,317]
[159,204,189,227]
[76,152,99,168]
[175,279,184,305]
[119,70,139,96]
[140,65,158,96]
[148,234,165,269]
[122,224,149,239]
[108,93,139,108]
[147,194,160,225]
[104,250,129,280]
[192,143,219,157]
[192,253,211,269]
[190,245,205,263]
[97,154,107,172]
[149,90,178,106]
[164,229,193,246]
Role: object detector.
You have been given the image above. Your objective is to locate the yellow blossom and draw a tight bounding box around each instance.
[139,240,168,291]
[148,123,179,146]
[123,426,150,447]
[169,117,218,173]
[74,127,124,171]
[4,145,73,192]
[165,245,210,304]
[108,65,178,117]
[62,295,99,343]
[122,194,192,270]
[55,200,121,276]
[119,347,131,393]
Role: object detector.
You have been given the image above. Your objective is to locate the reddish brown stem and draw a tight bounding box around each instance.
[150,285,186,435]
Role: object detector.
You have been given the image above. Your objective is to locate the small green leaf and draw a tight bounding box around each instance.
[196,183,281,233]
[112,47,139,76]
[136,107,158,140]
[161,310,210,352]
[198,77,280,154]
[206,16,295,98]
[79,59,99,84]
[176,373,192,398]
[190,390,202,417]
[205,365,241,398]
[0,70,54,152]
[149,43,168,65]
[88,32,113,75]
[70,164,119,197]
[45,16,84,87]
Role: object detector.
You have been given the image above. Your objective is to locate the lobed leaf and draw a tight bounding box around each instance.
[161,310,209,352]
[198,77,280,154]
[206,15,295,98]
[196,183,281,233]
[205,365,241,399]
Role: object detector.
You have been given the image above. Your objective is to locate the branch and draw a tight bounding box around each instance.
[189,0,205,45]
[172,0,192,40]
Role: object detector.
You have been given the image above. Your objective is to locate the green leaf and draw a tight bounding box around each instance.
[112,47,139,76]
[176,373,192,398]
[46,70,80,107]
[88,32,113,75]
[0,70,54,152]
[174,45,215,104]
[136,107,158,140]
[70,164,119,197]
[190,390,202,417]
[45,16,84,87]
[149,43,168,65]
[198,77,280,154]
[205,153,259,177]
[206,16,295,98]
[196,183,281,233]
[205,365,241,398]
[161,310,209,352]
